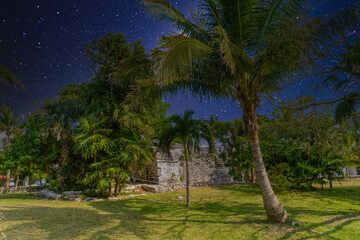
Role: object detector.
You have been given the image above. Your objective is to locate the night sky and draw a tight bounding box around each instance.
[0,0,356,121]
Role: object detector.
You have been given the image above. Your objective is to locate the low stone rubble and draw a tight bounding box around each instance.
[61,191,82,202]
[33,181,255,201]
[34,189,61,200]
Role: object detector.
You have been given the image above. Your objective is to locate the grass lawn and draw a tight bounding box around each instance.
[0,181,359,240]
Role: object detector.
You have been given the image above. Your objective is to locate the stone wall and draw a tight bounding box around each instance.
[342,166,358,176]
[0,185,44,194]
[136,144,233,187]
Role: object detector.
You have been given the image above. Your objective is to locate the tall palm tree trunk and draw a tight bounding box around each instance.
[3,169,11,194]
[185,156,190,207]
[244,111,288,223]
[15,165,20,189]
[184,144,191,207]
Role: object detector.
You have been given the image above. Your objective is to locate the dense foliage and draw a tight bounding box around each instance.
[0,33,167,197]
[215,103,360,191]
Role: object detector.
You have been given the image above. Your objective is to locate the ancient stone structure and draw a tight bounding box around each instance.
[342,166,358,176]
[133,144,233,188]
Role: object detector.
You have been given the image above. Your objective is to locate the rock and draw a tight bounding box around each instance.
[34,189,61,200]
[291,221,302,226]
[63,191,74,196]
[171,183,185,190]
[141,184,169,193]
[60,190,83,201]
[177,196,183,199]
[141,185,157,193]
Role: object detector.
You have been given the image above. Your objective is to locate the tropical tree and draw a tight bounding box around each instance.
[140,0,318,222]
[73,114,114,191]
[44,96,84,190]
[0,105,21,193]
[159,110,214,207]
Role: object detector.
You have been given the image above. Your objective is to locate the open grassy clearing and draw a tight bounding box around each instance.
[0,181,359,240]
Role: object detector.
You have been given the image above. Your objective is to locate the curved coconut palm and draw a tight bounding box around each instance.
[159,110,214,207]
[0,105,21,194]
[140,0,318,222]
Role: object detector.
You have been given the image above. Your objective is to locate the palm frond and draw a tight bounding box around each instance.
[0,65,23,89]
[142,0,209,40]
[152,34,212,82]
[335,93,360,122]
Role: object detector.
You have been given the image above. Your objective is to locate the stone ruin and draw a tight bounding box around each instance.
[34,144,234,201]
[132,143,233,190]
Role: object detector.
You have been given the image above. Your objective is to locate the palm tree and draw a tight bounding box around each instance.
[73,114,114,194]
[159,110,214,207]
[44,97,83,190]
[74,114,114,161]
[0,65,23,90]
[0,105,21,193]
[139,0,318,222]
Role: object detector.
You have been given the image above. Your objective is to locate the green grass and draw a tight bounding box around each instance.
[1,181,360,240]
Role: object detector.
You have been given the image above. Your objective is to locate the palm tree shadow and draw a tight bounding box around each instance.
[88,195,266,239]
[278,209,360,240]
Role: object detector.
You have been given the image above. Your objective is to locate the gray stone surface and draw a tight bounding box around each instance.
[61,191,82,201]
[141,184,170,193]
[135,144,233,187]
[34,189,61,200]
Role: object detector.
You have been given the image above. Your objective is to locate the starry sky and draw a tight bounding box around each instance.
[0,0,357,121]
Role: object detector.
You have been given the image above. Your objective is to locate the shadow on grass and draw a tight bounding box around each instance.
[0,194,265,240]
[87,185,360,239]
[313,188,360,204]
[279,210,360,240]
[1,184,359,239]
[88,197,265,239]
[0,193,32,200]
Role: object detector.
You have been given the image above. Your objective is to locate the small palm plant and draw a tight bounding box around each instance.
[73,114,114,193]
[159,110,214,207]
